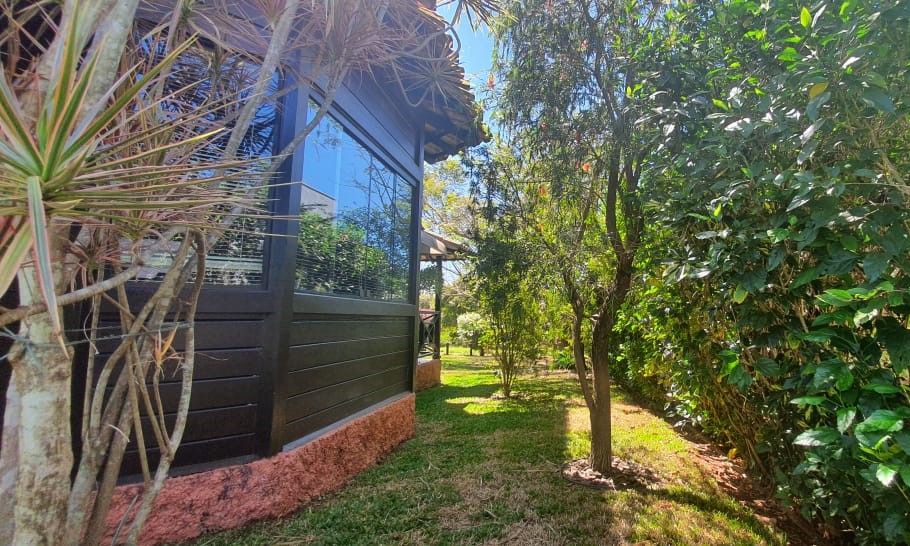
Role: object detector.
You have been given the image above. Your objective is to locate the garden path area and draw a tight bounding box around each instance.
[190,352,825,545]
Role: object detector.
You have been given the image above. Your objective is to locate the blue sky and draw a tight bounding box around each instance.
[437,5,496,93]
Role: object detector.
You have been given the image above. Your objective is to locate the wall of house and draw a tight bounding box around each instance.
[105,393,415,546]
[0,44,427,545]
[271,69,424,452]
[96,286,275,476]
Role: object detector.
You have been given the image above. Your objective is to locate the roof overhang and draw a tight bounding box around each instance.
[397,3,490,162]
[419,229,471,261]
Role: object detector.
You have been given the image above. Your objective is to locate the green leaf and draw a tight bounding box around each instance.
[787,193,811,211]
[791,267,818,289]
[876,464,898,487]
[839,234,859,252]
[767,247,787,271]
[853,307,877,327]
[800,6,812,28]
[726,362,753,391]
[0,218,31,299]
[837,407,857,434]
[790,395,826,406]
[881,228,909,257]
[768,228,789,243]
[802,329,835,343]
[794,428,839,447]
[835,370,854,391]
[820,250,858,275]
[894,432,910,455]
[812,310,853,327]
[778,47,799,62]
[740,269,767,293]
[806,90,830,121]
[863,252,890,282]
[755,357,781,377]
[808,82,828,99]
[862,383,902,394]
[712,98,729,111]
[861,89,895,114]
[733,284,748,304]
[856,410,904,432]
[816,289,853,307]
[883,512,906,541]
[877,321,910,372]
[26,175,63,339]
[797,140,818,165]
[901,466,910,488]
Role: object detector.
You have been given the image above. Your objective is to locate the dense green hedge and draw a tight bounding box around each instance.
[611,0,910,542]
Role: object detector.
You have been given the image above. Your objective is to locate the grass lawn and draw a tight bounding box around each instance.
[188,350,789,545]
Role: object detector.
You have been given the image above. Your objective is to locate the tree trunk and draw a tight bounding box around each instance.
[0,379,21,545]
[9,268,72,545]
[589,315,614,475]
[586,256,634,476]
[589,398,612,474]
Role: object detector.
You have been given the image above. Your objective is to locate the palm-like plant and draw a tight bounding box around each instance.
[0,5,262,544]
[0,0,501,543]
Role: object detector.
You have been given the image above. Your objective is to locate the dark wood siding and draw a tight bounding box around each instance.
[94,289,270,478]
[278,294,415,447]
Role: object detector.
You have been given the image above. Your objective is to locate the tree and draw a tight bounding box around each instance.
[472,197,543,397]
[491,0,670,474]
[423,158,474,242]
[0,1,500,543]
[454,312,489,354]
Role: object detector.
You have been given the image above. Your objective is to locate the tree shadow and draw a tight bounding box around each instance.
[635,486,786,545]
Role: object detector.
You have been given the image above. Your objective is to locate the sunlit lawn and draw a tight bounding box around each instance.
[188,347,786,545]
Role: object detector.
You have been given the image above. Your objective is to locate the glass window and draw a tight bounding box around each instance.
[132,35,277,286]
[295,103,414,301]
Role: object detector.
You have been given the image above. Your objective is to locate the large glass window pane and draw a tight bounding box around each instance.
[133,37,275,286]
[390,181,413,301]
[295,103,414,301]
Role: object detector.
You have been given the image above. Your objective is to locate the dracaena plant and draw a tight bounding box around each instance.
[0,5,262,545]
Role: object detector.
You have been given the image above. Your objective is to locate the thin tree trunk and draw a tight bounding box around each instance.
[0,379,21,545]
[589,322,614,475]
[10,266,73,545]
[589,398,612,474]
[123,234,204,545]
[587,255,635,476]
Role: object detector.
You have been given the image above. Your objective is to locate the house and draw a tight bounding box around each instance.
[0,2,484,544]
[416,229,472,389]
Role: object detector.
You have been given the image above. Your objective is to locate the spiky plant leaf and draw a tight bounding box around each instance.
[0,216,31,299]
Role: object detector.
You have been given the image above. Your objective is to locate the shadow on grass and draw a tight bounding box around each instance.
[636,486,785,545]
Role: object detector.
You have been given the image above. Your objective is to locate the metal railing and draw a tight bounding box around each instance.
[417,309,440,359]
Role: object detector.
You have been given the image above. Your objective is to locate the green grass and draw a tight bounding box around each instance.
[187,352,787,546]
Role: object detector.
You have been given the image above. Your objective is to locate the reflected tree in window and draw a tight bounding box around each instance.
[295,104,413,301]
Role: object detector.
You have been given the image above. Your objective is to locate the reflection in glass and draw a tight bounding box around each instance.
[134,36,276,286]
[295,103,413,301]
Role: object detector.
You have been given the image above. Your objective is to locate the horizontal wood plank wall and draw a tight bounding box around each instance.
[280,295,416,447]
[92,288,271,477]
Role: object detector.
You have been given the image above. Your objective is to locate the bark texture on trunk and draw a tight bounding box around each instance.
[10,268,73,545]
[586,255,634,476]
[0,379,21,545]
[588,401,612,474]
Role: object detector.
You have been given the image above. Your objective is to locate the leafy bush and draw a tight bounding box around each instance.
[453,312,489,352]
[638,0,910,541]
[549,350,575,371]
